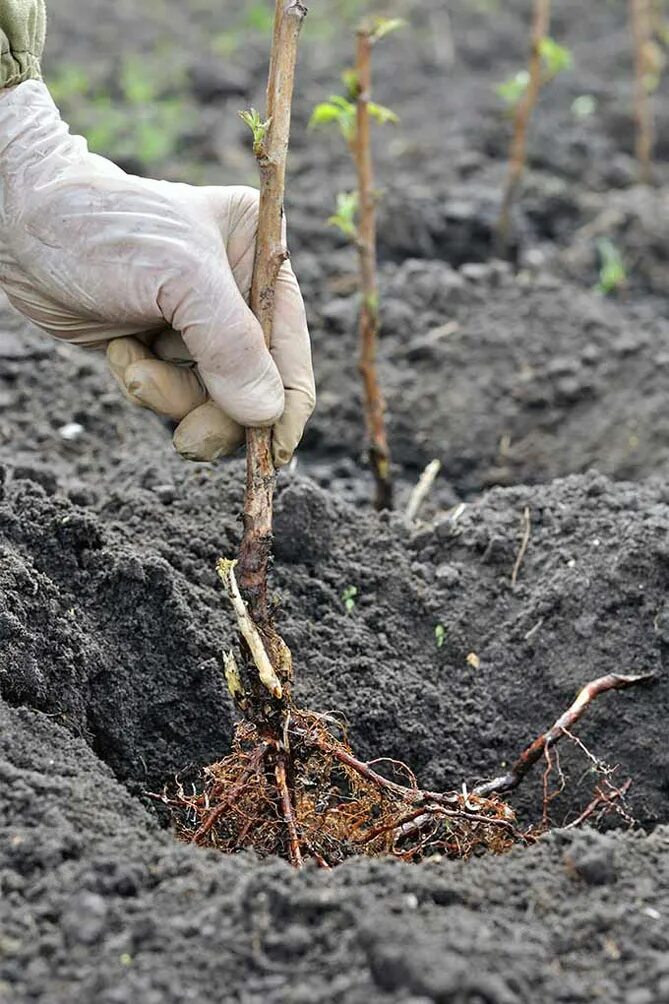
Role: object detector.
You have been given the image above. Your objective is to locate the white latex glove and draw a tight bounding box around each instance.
[0,81,315,466]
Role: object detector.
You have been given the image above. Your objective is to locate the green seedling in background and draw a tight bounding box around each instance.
[311,16,404,511]
[342,585,358,613]
[309,19,403,241]
[497,5,569,253]
[496,36,572,108]
[47,54,188,169]
[214,0,367,52]
[48,63,91,104]
[243,2,275,32]
[435,624,446,649]
[596,238,626,296]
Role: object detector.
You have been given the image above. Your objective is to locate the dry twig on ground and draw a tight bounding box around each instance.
[405,459,441,526]
[511,506,531,588]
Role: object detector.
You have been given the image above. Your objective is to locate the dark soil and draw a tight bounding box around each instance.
[2,0,669,1001]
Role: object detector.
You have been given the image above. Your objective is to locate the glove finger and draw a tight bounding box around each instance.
[158,253,284,428]
[106,336,154,406]
[272,389,316,467]
[152,328,195,365]
[203,187,314,454]
[268,262,316,466]
[173,401,245,462]
[125,358,207,422]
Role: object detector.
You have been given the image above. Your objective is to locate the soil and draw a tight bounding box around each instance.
[1,0,669,1001]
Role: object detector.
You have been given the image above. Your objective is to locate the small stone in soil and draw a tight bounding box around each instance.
[58,422,85,442]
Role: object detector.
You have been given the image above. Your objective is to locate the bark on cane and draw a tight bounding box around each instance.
[355,28,393,512]
[497,0,551,253]
[630,0,654,183]
[233,0,307,734]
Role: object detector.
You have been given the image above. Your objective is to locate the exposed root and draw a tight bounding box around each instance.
[275,753,304,869]
[160,711,521,865]
[465,671,655,831]
[474,672,654,798]
[565,777,634,830]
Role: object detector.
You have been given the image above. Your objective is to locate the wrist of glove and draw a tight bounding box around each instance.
[0,0,46,88]
[0,79,315,466]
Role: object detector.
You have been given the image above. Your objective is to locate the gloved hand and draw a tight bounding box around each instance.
[0,81,315,466]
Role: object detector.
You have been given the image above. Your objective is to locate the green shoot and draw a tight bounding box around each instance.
[496,36,572,108]
[342,585,358,613]
[495,71,530,106]
[310,21,403,146]
[435,624,446,649]
[596,238,626,296]
[328,190,359,238]
[309,94,357,142]
[368,16,406,42]
[310,93,399,142]
[342,67,359,98]
[537,36,572,78]
[369,102,400,125]
[363,289,380,314]
[239,108,271,153]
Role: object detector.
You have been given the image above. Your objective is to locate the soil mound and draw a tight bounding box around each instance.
[1,465,668,1002]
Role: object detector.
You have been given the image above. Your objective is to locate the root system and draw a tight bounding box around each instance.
[160,710,519,866]
[153,669,652,867]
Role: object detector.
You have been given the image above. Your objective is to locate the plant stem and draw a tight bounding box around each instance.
[354,27,393,511]
[630,0,654,183]
[497,0,551,253]
[234,0,307,732]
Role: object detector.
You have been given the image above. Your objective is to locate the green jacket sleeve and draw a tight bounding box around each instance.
[0,0,45,88]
